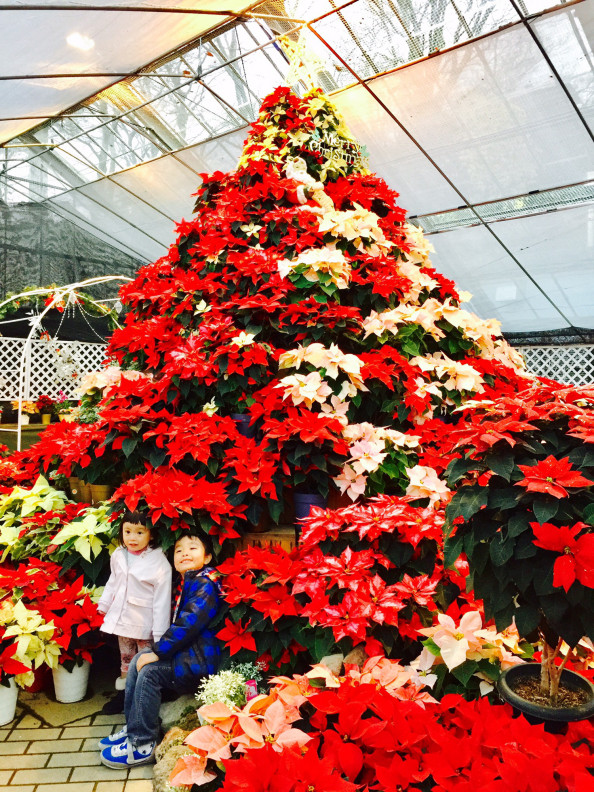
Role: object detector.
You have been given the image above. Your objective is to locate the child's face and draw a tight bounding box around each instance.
[174,535,211,576]
[122,522,151,553]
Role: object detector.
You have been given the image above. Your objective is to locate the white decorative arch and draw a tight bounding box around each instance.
[0,276,132,451]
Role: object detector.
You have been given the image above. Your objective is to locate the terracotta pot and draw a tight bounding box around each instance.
[90,484,113,505]
[497,663,594,734]
[78,481,92,504]
[68,477,81,501]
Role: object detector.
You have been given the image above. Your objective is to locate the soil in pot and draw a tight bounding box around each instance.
[511,676,590,709]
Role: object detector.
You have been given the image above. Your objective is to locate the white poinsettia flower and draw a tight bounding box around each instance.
[230,332,256,348]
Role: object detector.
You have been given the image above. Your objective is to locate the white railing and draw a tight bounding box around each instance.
[0,337,107,400]
[517,345,594,386]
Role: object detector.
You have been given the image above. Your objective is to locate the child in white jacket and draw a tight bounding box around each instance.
[98,510,171,713]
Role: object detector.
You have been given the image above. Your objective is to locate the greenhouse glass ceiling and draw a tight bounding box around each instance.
[1,0,594,334]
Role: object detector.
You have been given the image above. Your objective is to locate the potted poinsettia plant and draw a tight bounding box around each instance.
[443,381,594,725]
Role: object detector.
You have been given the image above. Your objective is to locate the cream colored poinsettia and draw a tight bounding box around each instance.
[3,600,61,669]
[51,504,116,562]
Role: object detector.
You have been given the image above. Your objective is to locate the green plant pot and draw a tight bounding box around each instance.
[497,663,594,734]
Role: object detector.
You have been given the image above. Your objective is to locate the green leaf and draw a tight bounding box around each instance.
[451,659,479,687]
[489,533,516,566]
[582,503,594,526]
[514,605,540,638]
[486,450,515,482]
[488,488,520,510]
[443,533,464,568]
[445,455,478,485]
[447,485,488,521]
[532,498,559,523]
[508,512,529,538]
[568,446,594,468]
[122,437,138,458]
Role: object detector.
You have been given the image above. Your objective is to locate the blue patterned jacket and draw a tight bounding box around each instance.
[152,566,220,686]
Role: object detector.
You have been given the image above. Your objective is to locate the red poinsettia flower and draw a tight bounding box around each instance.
[216,617,257,655]
[530,521,594,591]
[516,455,593,499]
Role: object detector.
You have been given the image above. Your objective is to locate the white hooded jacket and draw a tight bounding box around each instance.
[98,546,172,641]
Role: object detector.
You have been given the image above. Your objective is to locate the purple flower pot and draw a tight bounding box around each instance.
[293,492,327,524]
[232,413,256,439]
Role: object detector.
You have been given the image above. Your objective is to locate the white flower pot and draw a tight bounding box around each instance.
[19,413,30,425]
[0,678,18,726]
[52,661,90,703]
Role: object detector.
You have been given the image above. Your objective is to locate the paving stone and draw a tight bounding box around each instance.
[82,736,104,751]
[94,714,127,726]
[8,728,61,741]
[36,785,94,792]
[0,740,28,754]
[27,738,82,753]
[0,773,12,785]
[0,754,48,769]
[0,730,9,741]
[62,724,110,739]
[0,786,35,792]
[96,783,127,792]
[127,765,153,779]
[17,715,42,728]
[48,750,102,767]
[125,781,153,792]
[12,767,70,785]
[71,765,128,782]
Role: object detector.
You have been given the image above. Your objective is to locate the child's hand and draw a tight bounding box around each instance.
[136,651,159,672]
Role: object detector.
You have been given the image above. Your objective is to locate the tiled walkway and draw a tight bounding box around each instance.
[0,662,153,792]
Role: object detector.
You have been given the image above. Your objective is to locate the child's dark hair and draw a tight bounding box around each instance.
[175,530,214,560]
[118,510,156,547]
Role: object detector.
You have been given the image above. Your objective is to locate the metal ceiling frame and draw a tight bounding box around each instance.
[1,0,592,334]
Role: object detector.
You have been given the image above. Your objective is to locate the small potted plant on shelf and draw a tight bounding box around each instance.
[53,391,74,422]
[36,395,54,425]
[443,382,594,731]
[10,399,39,425]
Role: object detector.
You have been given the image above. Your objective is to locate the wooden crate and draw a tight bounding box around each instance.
[237,525,298,553]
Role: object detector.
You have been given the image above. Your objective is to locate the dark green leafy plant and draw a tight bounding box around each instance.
[443,382,594,703]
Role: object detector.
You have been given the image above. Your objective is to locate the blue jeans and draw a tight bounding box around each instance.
[124,649,177,747]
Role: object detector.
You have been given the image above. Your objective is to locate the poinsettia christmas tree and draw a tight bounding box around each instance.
[25,86,527,554]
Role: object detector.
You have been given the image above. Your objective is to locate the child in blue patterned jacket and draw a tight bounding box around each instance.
[98,530,221,768]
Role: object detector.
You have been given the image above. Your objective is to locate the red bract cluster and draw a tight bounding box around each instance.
[217,496,479,668]
[219,689,594,792]
[0,559,103,665]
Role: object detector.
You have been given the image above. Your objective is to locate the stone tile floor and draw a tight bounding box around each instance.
[0,656,154,792]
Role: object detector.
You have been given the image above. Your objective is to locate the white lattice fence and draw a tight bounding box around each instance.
[517,345,594,386]
[0,337,107,400]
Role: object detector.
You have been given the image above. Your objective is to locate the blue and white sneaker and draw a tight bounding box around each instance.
[97,726,127,749]
[100,739,156,768]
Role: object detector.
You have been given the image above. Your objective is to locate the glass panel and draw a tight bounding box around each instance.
[311,0,519,86]
[430,223,571,332]
[369,25,594,203]
[332,83,463,215]
[532,4,594,133]
[491,205,594,330]
[111,156,200,220]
